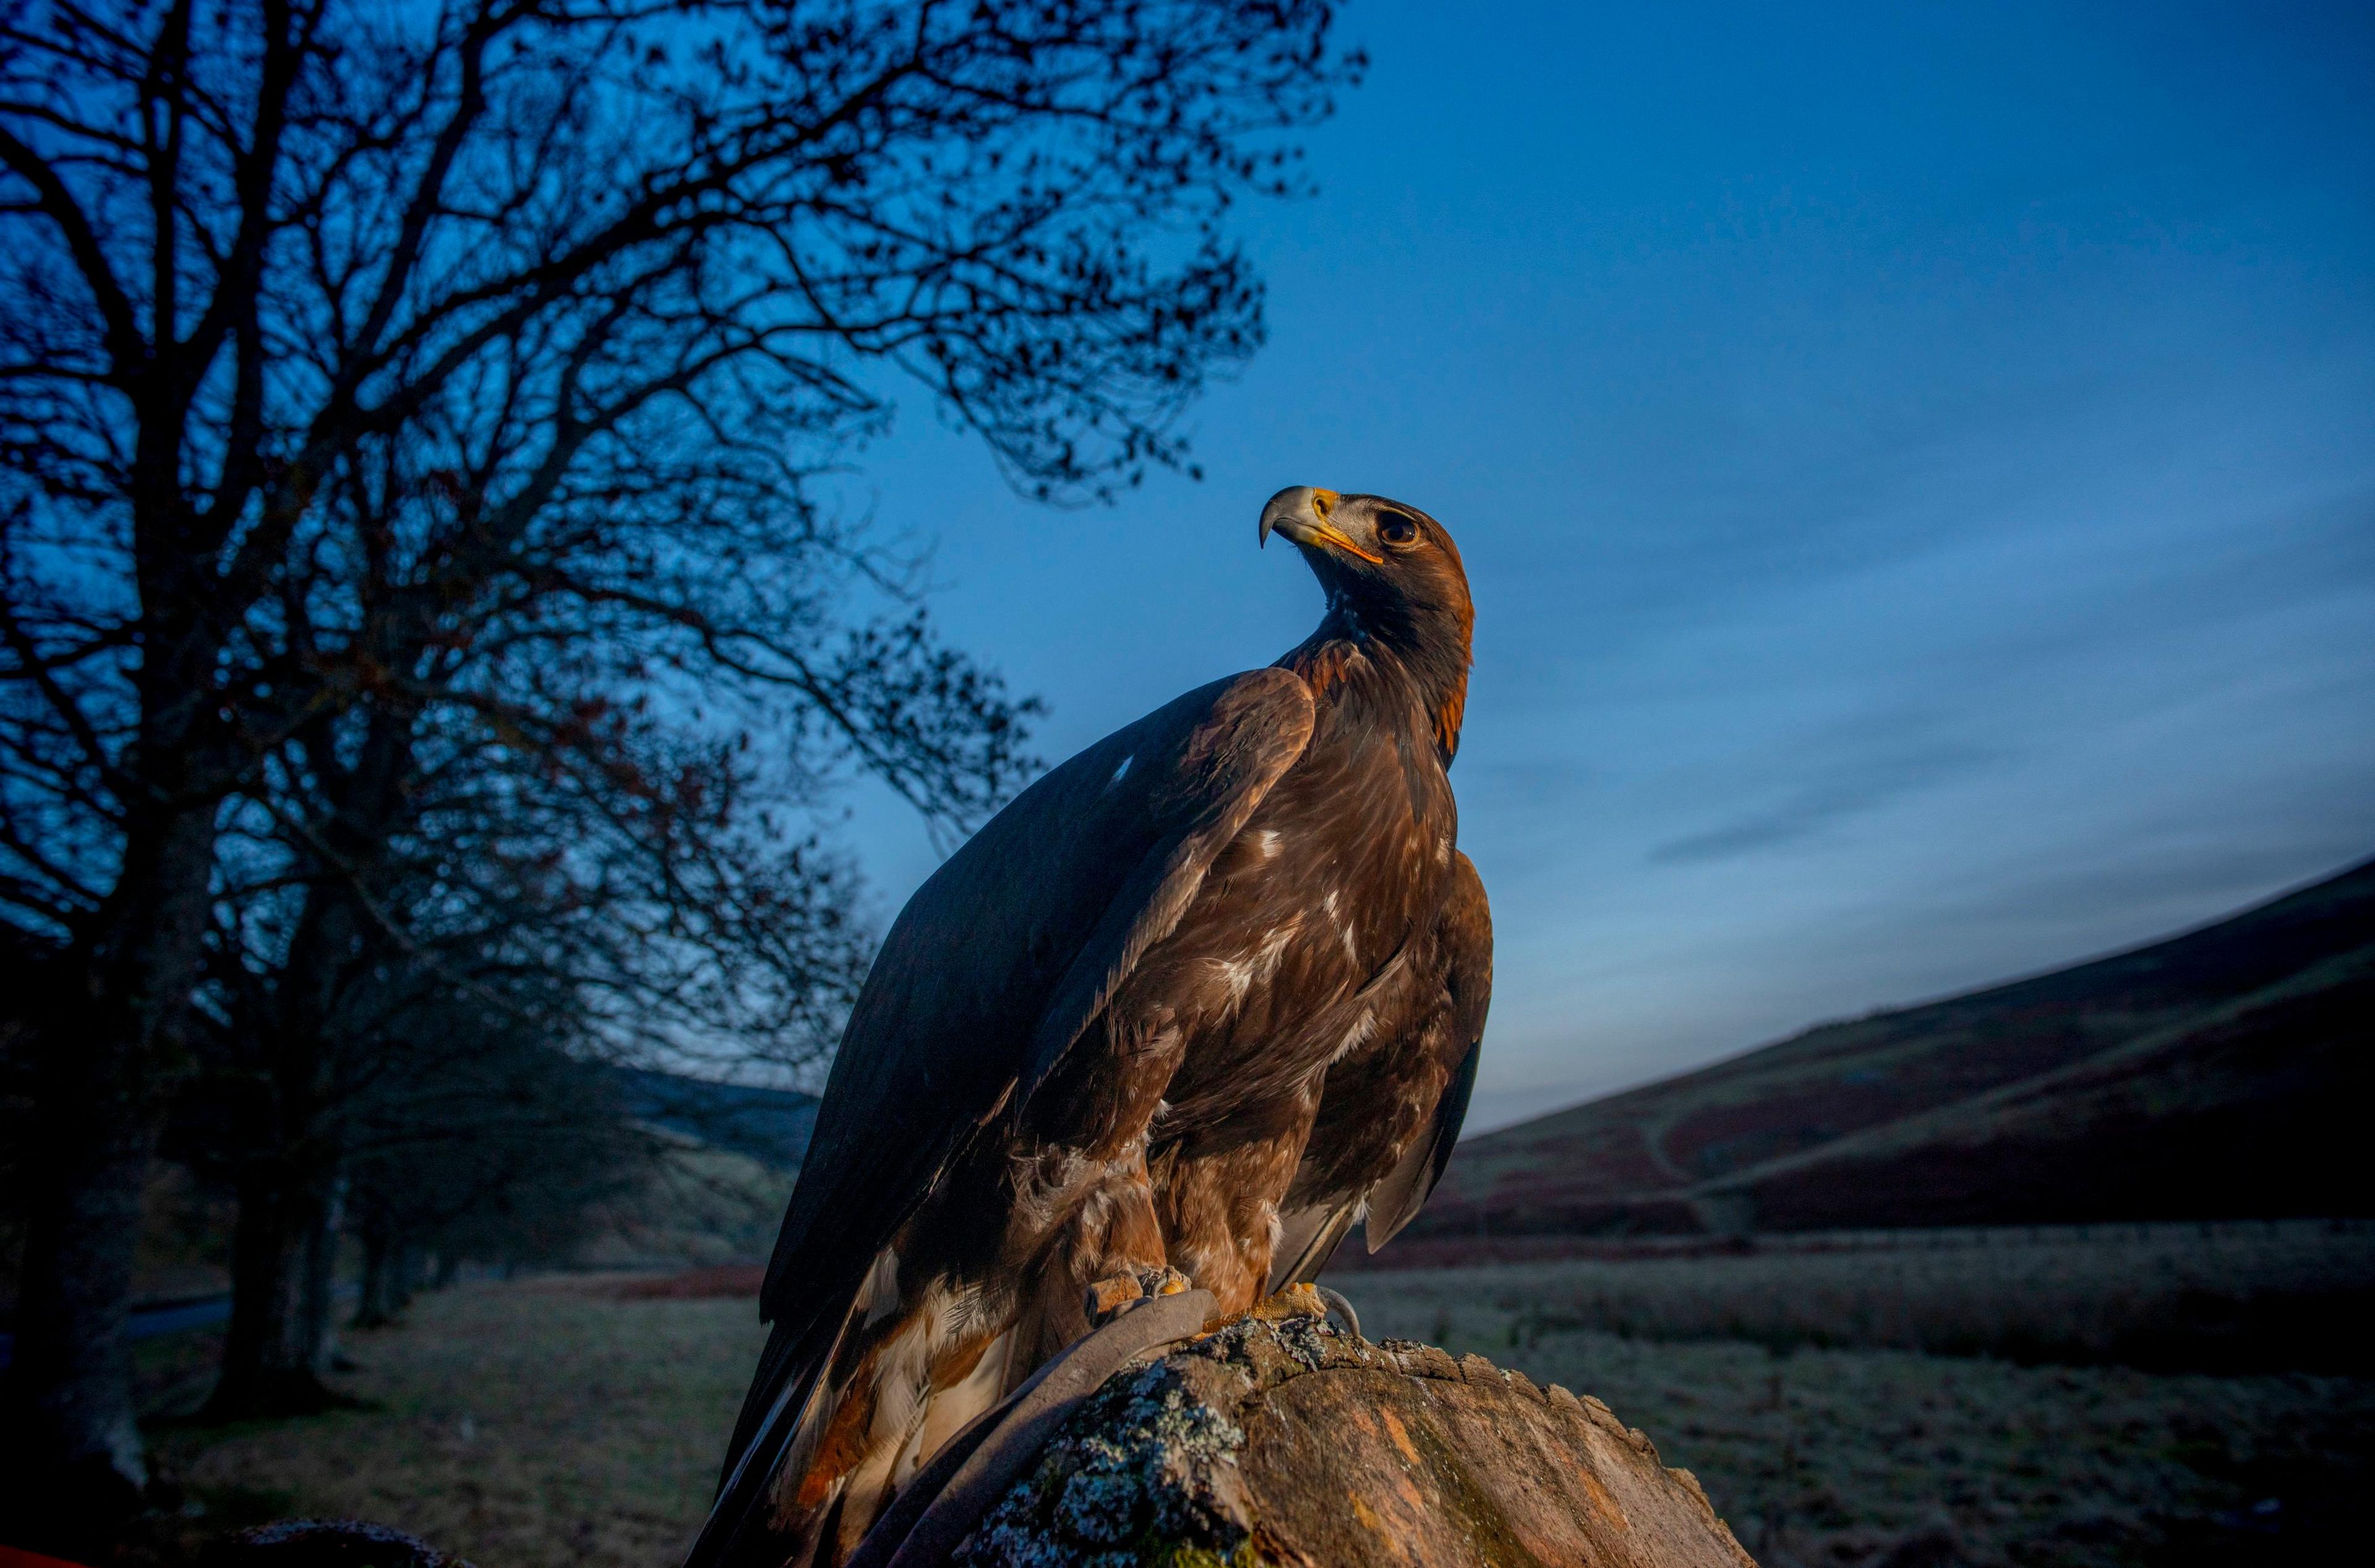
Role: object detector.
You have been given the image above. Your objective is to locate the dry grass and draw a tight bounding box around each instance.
[148,1278,766,1568]
[142,1240,2375,1568]
[1342,1241,2375,1568]
[1346,1222,2375,1372]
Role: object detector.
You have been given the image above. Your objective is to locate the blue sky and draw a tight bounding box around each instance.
[827,1,2375,1132]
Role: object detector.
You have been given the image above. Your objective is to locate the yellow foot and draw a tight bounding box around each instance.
[1084,1266,1192,1326]
[1241,1282,1359,1335]
[1250,1282,1327,1322]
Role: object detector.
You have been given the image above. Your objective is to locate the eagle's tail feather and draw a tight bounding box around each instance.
[689,1270,1021,1568]
[1269,1199,1363,1292]
[685,1301,852,1568]
[815,1310,1016,1563]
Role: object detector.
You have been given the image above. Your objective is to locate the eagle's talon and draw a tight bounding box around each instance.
[1084,1272,1147,1325]
[1086,1266,1192,1326]
[1316,1285,1363,1339]
[1251,1281,1328,1322]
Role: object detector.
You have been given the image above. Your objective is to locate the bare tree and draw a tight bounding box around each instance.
[0,0,1354,1522]
[341,1014,645,1332]
[176,935,660,1397]
[190,656,882,1416]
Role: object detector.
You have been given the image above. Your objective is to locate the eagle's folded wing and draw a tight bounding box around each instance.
[1366,853,1491,1252]
[701,668,1314,1546]
[1270,851,1492,1289]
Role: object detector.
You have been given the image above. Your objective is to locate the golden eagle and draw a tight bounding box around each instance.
[690,487,1491,1568]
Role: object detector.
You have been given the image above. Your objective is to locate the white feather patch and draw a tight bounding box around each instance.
[1331,1008,1378,1063]
[1203,920,1299,1010]
[858,1248,902,1329]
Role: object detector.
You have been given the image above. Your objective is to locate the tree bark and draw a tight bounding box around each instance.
[3,1107,156,1507]
[208,1157,344,1418]
[216,1519,476,1568]
[302,1174,346,1375]
[392,1241,421,1313]
[205,707,408,1392]
[210,792,396,1413]
[353,1206,401,1329]
[1,798,221,1538]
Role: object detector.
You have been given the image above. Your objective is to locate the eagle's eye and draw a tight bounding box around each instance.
[1376,512,1419,547]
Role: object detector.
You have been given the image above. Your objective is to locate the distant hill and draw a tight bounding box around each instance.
[1414,856,2375,1240]
[616,1068,819,1172]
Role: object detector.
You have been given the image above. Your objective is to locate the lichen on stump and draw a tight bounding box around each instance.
[945,1300,1754,1568]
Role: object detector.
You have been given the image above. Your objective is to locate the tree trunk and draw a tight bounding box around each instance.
[353,1209,400,1329]
[207,1159,343,1418]
[210,834,392,1411]
[2,1108,158,1515]
[392,1240,421,1313]
[302,1172,346,1375]
[846,1291,1756,1568]
[0,800,221,1542]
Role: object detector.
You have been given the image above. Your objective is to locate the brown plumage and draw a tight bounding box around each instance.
[688,487,1492,1568]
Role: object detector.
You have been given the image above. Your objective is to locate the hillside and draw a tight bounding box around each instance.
[616,1068,818,1172]
[1413,855,2375,1240]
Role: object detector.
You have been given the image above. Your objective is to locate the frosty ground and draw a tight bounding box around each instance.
[141,1229,2373,1568]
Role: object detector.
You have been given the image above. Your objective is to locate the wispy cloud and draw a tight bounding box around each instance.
[1650,738,1999,865]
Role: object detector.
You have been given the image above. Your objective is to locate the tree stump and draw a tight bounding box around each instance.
[210,1519,477,1568]
[860,1290,1756,1568]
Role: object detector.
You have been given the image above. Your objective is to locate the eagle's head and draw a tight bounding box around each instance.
[1260,486,1474,754]
[1259,486,1473,660]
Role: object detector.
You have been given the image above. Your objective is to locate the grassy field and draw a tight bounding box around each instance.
[145,1279,766,1568]
[139,1237,2374,1568]
[1342,1270,2372,1567]
[1345,1221,2375,1371]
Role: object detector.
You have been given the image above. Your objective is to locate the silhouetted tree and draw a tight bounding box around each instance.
[189,661,878,1415]
[0,0,1353,1519]
[361,1047,650,1298]
[337,980,654,1334]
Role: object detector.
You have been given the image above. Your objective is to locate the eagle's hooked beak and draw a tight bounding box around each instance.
[1259,486,1380,563]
